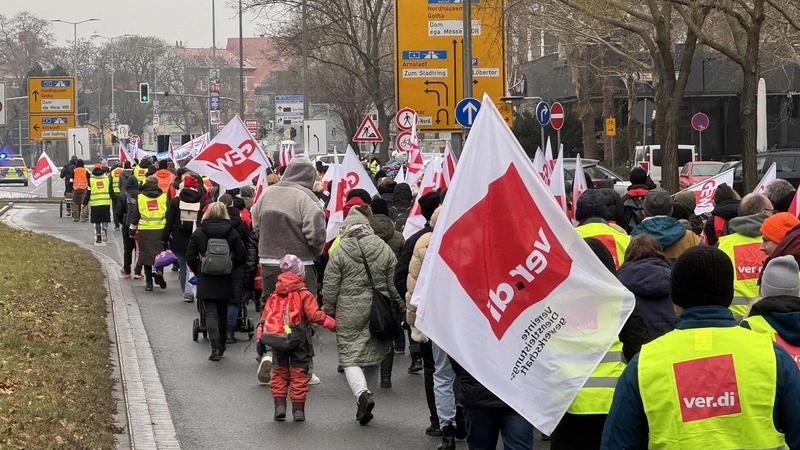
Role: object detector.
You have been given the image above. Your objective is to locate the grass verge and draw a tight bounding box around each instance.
[0,222,115,449]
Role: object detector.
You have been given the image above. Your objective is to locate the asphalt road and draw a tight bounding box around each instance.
[2,203,452,449]
[0,175,62,199]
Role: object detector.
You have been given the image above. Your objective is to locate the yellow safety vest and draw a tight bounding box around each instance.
[567,338,625,415]
[638,326,784,449]
[88,175,112,207]
[742,315,800,368]
[134,166,149,183]
[718,233,765,321]
[110,167,123,193]
[576,222,631,268]
[137,194,167,230]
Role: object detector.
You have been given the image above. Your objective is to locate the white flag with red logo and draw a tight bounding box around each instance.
[571,154,588,220]
[411,95,635,434]
[342,146,378,198]
[788,189,800,217]
[252,171,269,205]
[118,143,133,165]
[29,151,58,187]
[394,166,407,184]
[279,140,295,167]
[186,115,271,190]
[683,168,735,215]
[532,147,545,179]
[403,159,438,239]
[542,138,555,183]
[406,115,424,186]
[325,156,346,242]
[549,146,568,215]
[442,142,457,189]
[753,162,776,196]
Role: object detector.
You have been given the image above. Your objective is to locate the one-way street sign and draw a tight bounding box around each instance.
[455,97,481,128]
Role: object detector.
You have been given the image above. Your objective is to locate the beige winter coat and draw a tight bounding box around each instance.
[405,208,440,341]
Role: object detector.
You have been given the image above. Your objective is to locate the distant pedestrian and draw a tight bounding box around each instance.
[186,202,246,361]
[60,155,77,216]
[130,177,169,291]
[764,179,796,213]
[71,159,89,222]
[631,190,700,260]
[702,183,740,246]
[621,167,654,231]
[322,208,405,426]
[575,189,630,268]
[261,254,335,422]
[759,212,799,257]
[84,163,113,244]
[162,174,206,302]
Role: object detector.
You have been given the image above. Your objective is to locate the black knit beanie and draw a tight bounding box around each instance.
[671,246,734,309]
[419,191,441,222]
[584,237,616,275]
[576,189,610,223]
[629,167,648,185]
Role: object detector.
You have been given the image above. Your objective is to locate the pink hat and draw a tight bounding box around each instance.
[279,254,305,277]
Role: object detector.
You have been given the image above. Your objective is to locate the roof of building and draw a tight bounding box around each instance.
[225,35,295,86]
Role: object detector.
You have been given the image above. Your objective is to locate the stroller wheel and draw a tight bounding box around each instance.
[192,319,199,342]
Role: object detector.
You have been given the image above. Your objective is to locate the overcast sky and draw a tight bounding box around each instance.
[3,0,265,48]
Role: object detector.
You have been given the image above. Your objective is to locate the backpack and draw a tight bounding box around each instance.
[178,200,201,226]
[200,237,233,275]
[622,194,647,232]
[258,290,308,351]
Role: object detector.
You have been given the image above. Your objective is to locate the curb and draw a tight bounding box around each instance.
[0,202,13,217]
[1,206,180,449]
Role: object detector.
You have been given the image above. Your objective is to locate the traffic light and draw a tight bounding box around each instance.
[139,83,150,103]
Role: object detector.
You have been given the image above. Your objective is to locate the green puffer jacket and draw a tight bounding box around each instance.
[323,210,406,367]
[369,213,405,257]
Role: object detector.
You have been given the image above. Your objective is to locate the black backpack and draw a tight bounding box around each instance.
[201,237,233,276]
[622,193,647,232]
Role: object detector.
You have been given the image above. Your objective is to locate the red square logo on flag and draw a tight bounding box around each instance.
[673,354,741,422]
[146,199,159,211]
[733,243,765,281]
[439,164,573,340]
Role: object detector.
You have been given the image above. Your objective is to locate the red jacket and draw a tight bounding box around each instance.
[259,273,334,335]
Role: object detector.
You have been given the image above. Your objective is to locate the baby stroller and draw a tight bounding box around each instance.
[192,298,208,342]
[192,297,255,341]
[233,293,255,340]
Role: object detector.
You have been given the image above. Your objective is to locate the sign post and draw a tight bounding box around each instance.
[535,101,551,149]
[0,82,5,127]
[27,77,76,143]
[691,112,710,161]
[605,117,617,170]
[550,102,564,151]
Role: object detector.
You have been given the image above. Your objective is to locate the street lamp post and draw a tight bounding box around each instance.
[50,18,100,78]
[92,34,132,118]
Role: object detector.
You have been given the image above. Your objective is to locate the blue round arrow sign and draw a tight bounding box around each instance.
[535,101,551,126]
[455,98,481,128]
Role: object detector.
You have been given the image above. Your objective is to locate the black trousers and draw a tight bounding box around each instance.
[550,412,606,450]
[121,224,136,274]
[420,340,438,428]
[203,298,228,353]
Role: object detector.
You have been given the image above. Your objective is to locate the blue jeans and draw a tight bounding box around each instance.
[432,342,456,426]
[465,407,534,450]
[227,303,239,329]
[94,222,108,235]
[176,255,194,298]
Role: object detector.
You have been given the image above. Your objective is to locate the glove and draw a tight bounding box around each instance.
[128,227,137,238]
[322,316,336,331]
[411,327,429,344]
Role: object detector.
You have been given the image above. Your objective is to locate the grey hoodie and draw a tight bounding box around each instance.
[727,213,768,238]
[252,157,325,263]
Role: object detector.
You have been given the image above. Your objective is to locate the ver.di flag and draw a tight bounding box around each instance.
[29,151,58,187]
[411,95,635,434]
[406,114,424,186]
[571,154,588,220]
[549,145,568,215]
[186,115,271,189]
[403,158,438,239]
[342,145,378,198]
[681,168,735,215]
[753,162,776,196]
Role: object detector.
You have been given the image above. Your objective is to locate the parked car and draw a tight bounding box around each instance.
[0,156,29,186]
[679,161,724,189]
[721,149,800,194]
[561,158,628,194]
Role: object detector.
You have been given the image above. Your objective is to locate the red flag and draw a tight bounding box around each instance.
[29,151,58,187]
[118,143,133,165]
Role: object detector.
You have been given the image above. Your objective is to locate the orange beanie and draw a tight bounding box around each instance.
[761,212,800,243]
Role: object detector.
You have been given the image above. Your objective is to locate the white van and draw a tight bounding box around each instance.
[633,145,697,183]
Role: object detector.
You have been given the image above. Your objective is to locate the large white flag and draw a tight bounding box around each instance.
[29,151,58,187]
[342,145,378,198]
[753,162,776,196]
[118,143,133,165]
[412,95,635,434]
[406,114,424,186]
[186,115,271,189]
[442,142,457,189]
[394,166,407,184]
[403,159,438,239]
[172,133,209,164]
[683,168,735,215]
[325,155,346,242]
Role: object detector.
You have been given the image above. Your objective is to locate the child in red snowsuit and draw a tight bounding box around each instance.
[259,254,335,422]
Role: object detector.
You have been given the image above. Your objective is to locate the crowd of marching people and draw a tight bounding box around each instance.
[57,143,800,450]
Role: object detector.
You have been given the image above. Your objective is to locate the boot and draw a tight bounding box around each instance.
[274,397,287,421]
[356,391,375,425]
[380,348,393,389]
[425,417,443,436]
[408,353,423,374]
[208,349,221,362]
[437,425,456,450]
[292,401,305,422]
[145,282,153,292]
[227,329,237,344]
[455,405,466,440]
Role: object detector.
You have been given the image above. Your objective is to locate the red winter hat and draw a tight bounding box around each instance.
[343,196,365,218]
[182,175,199,189]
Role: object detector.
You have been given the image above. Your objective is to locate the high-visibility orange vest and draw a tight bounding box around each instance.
[72,167,89,190]
[154,169,176,194]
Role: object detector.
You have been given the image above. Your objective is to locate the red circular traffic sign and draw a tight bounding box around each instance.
[550,102,565,130]
[395,130,413,152]
[691,112,710,132]
[395,107,416,131]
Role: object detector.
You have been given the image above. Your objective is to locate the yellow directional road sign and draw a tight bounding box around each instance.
[28,77,76,114]
[29,115,75,140]
[395,0,505,131]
